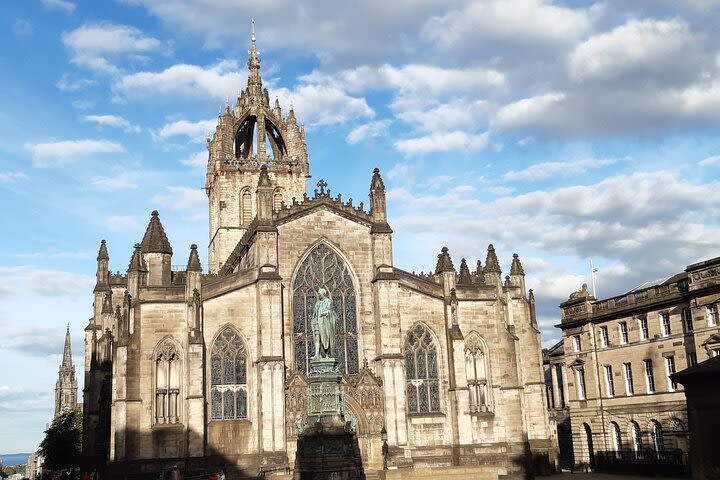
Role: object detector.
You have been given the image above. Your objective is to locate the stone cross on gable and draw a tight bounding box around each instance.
[317,179,328,195]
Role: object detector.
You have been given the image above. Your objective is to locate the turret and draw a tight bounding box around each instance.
[140,211,173,286]
[185,244,203,342]
[435,246,456,296]
[94,240,110,292]
[509,253,526,292]
[369,168,388,224]
[484,244,501,286]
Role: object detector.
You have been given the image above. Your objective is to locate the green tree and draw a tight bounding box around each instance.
[40,409,82,472]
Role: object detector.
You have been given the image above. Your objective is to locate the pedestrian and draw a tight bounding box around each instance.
[219,468,226,480]
[89,469,98,480]
[170,465,181,480]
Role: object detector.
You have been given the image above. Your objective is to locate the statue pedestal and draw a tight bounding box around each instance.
[294,358,365,480]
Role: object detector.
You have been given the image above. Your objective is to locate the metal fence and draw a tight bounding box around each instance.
[594,449,689,477]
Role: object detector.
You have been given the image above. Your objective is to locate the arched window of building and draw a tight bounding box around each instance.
[241,188,252,225]
[630,421,642,453]
[405,323,441,414]
[292,243,359,375]
[652,420,664,454]
[610,422,622,452]
[583,423,595,466]
[464,332,490,412]
[154,339,181,424]
[273,188,284,212]
[210,327,248,420]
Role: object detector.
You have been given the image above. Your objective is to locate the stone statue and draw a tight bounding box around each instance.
[569,283,591,299]
[311,288,337,359]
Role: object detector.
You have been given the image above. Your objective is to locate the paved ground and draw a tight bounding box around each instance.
[547,472,681,480]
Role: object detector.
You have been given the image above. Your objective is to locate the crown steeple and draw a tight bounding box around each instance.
[247,18,262,96]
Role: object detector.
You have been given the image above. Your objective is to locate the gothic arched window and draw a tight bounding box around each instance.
[241,188,252,225]
[405,324,440,414]
[154,339,181,424]
[293,243,358,375]
[210,327,248,420]
[464,332,490,412]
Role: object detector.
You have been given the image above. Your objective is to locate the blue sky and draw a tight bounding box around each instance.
[2,0,720,453]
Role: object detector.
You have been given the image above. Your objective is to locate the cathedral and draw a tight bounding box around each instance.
[82,31,553,479]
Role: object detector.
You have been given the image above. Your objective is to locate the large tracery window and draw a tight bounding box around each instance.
[154,339,181,425]
[293,243,359,375]
[210,327,248,420]
[465,332,490,412]
[405,324,441,414]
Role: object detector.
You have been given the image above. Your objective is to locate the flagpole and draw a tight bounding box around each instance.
[590,259,598,298]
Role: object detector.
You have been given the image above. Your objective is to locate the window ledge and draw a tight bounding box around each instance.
[209,418,252,424]
[407,411,445,418]
[152,422,183,429]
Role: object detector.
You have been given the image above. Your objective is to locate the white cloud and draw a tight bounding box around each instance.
[569,19,697,84]
[0,172,28,183]
[422,0,589,51]
[346,120,391,144]
[24,139,125,167]
[394,131,489,154]
[699,155,720,166]
[0,267,94,297]
[114,60,243,101]
[273,84,373,127]
[494,93,567,129]
[83,114,141,133]
[181,152,207,168]
[41,0,76,13]
[158,119,216,142]
[503,157,619,181]
[151,186,206,221]
[56,73,97,92]
[62,23,163,74]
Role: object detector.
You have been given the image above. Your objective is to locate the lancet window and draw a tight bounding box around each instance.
[241,188,252,225]
[293,243,359,375]
[465,332,490,412]
[154,339,181,424]
[405,324,441,414]
[210,327,248,420]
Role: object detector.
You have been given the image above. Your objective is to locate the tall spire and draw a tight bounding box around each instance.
[247,18,262,93]
[62,324,72,368]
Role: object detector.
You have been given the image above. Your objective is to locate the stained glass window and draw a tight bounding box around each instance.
[293,243,359,375]
[210,327,248,420]
[405,324,441,413]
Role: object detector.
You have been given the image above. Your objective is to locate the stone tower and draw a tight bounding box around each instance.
[55,325,78,416]
[205,22,309,272]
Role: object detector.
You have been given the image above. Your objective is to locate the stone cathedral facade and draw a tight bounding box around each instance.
[83,34,553,479]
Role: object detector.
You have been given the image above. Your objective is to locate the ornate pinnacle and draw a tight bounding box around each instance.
[510,253,525,276]
[370,167,385,191]
[140,210,172,255]
[97,239,109,261]
[187,244,202,272]
[485,244,501,274]
[434,246,455,274]
[475,260,486,284]
[458,258,472,285]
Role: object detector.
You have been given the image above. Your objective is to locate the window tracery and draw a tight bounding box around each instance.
[405,323,440,414]
[293,243,359,375]
[154,339,181,424]
[210,327,248,420]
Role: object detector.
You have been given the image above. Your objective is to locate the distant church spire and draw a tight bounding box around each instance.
[55,326,78,417]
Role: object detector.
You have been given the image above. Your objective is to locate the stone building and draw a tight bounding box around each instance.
[542,341,573,470]
[556,256,720,468]
[55,325,78,417]
[82,31,553,479]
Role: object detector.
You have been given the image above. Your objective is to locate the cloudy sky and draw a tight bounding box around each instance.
[2,0,720,453]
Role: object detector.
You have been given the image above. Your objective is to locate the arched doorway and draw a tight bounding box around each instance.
[584,423,595,467]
